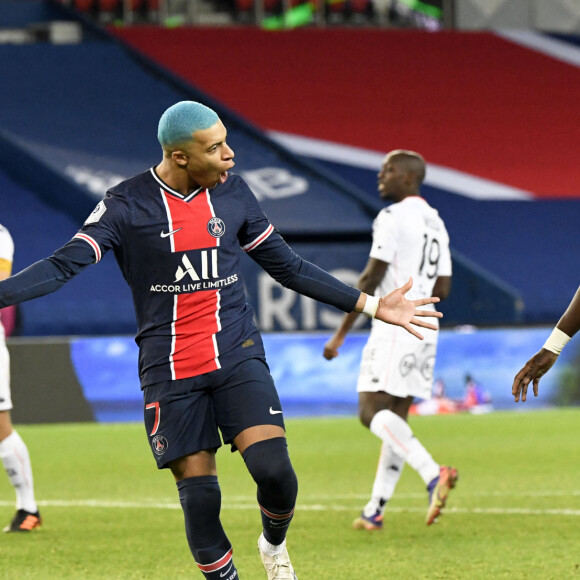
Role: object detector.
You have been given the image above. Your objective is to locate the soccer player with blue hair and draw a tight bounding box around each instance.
[157,101,219,148]
[0,101,443,579]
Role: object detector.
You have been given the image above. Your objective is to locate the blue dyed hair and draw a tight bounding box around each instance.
[157,101,219,148]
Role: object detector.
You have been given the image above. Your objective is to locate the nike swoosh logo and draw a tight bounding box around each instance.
[160,228,182,238]
[269,407,283,415]
[219,563,233,578]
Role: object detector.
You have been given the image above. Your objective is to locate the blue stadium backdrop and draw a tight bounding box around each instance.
[69,327,578,423]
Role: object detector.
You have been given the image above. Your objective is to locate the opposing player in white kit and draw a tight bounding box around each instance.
[0,224,41,532]
[324,150,457,528]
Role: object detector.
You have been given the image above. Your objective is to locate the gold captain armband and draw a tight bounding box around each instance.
[543,327,571,355]
[362,294,380,318]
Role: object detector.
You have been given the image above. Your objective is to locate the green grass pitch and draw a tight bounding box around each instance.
[0,409,579,579]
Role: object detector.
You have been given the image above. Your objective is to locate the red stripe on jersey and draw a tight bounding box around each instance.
[162,189,222,377]
[197,548,233,573]
[242,224,274,252]
[162,189,218,251]
[171,290,221,378]
[74,233,102,262]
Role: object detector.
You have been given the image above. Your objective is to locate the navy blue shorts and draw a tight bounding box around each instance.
[142,357,285,469]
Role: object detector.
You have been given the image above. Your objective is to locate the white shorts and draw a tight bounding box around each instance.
[356,329,438,400]
[0,340,12,412]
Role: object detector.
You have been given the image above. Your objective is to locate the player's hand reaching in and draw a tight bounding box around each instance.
[511,349,558,402]
[374,277,442,340]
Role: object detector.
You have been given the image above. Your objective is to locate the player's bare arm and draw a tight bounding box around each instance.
[323,257,388,360]
[556,286,580,338]
[512,285,580,402]
[432,275,452,301]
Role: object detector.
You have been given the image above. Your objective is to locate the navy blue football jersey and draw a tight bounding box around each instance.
[0,169,360,388]
[74,169,359,387]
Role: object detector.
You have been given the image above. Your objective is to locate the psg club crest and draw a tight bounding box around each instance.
[152,435,168,456]
[207,217,226,238]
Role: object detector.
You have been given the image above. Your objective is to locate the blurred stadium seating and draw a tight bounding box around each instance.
[64,0,160,23]
[56,0,443,27]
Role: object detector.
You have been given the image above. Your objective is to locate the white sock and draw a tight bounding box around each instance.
[369,409,440,486]
[258,532,285,556]
[363,443,405,517]
[0,430,38,513]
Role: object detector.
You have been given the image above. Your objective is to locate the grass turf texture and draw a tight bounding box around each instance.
[0,410,579,579]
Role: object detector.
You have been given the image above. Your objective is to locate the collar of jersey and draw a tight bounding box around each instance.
[150,167,205,202]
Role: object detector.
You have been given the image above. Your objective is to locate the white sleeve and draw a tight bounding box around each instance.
[0,225,14,263]
[369,209,397,264]
[437,225,452,277]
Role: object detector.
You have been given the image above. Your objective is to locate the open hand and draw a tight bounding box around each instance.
[374,277,442,340]
[512,349,558,402]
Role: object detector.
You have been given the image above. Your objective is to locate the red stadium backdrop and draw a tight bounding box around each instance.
[114,27,580,199]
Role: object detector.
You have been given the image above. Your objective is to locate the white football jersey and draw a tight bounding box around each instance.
[369,196,451,335]
[0,224,14,264]
[0,223,14,341]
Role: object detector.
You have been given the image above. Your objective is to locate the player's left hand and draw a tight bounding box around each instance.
[511,348,558,402]
[375,277,442,340]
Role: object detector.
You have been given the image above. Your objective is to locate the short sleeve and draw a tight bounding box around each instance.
[369,208,397,264]
[0,225,14,263]
[437,225,453,277]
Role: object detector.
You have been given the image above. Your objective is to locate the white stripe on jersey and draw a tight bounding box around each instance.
[149,167,203,201]
[242,224,274,252]
[169,294,178,381]
[74,233,102,263]
[204,191,220,248]
[160,189,176,253]
[212,290,222,370]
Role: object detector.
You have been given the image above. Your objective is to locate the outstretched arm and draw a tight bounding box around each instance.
[0,239,95,308]
[250,234,442,340]
[512,285,580,402]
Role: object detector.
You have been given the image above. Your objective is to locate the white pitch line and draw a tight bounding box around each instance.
[1,496,579,517]
[0,500,183,510]
[304,490,580,500]
[287,505,580,516]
